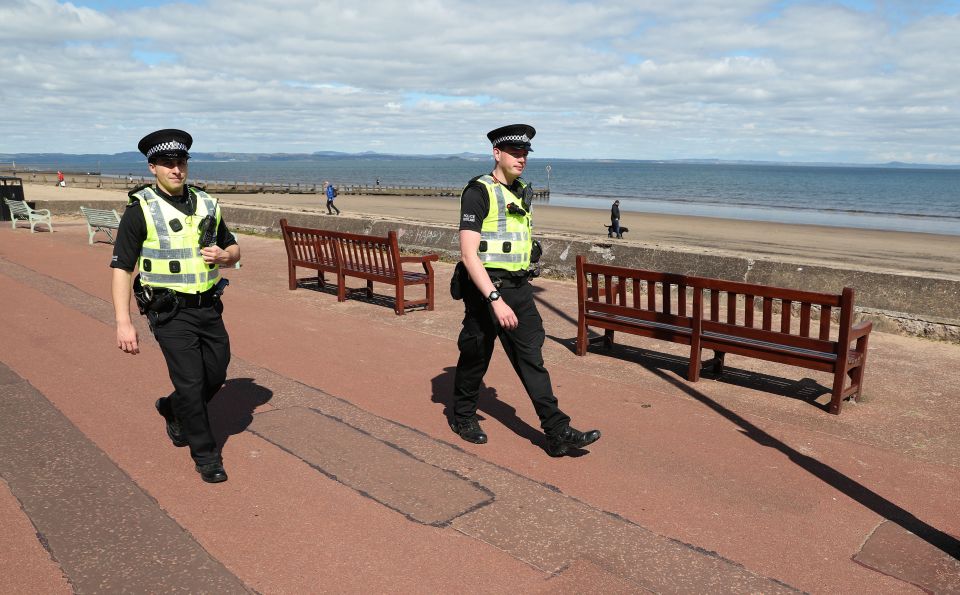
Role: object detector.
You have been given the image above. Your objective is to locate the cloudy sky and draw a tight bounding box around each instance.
[2,0,959,162]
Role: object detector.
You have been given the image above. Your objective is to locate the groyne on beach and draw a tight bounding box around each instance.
[1,169,551,200]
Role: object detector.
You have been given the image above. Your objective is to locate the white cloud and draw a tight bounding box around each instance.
[0,0,958,162]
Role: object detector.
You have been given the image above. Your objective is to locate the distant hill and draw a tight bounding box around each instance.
[0,151,957,169]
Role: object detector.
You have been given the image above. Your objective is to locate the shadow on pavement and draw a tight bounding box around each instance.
[547,334,832,410]
[296,278,429,313]
[532,288,579,327]
[430,366,547,450]
[210,377,273,447]
[650,366,960,561]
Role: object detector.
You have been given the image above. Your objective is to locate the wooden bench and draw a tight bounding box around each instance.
[280,218,438,315]
[79,206,121,244]
[576,255,872,414]
[4,198,53,233]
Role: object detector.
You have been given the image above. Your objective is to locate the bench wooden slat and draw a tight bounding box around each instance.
[762,297,773,331]
[781,300,792,334]
[819,306,832,341]
[280,219,436,315]
[585,312,694,346]
[800,302,812,337]
[699,337,836,374]
[725,291,736,324]
[701,319,836,355]
[585,300,694,329]
[576,254,871,415]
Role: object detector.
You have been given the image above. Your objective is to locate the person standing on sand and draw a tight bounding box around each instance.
[324,180,340,215]
[57,170,65,187]
[449,123,601,457]
[610,200,621,238]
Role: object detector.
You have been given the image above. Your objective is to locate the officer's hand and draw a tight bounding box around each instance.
[492,300,518,330]
[200,246,226,264]
[116,320,140,355]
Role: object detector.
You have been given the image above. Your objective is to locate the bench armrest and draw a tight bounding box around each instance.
[32,209,52,216]
[399,254,439,264]
[849,320,872,340]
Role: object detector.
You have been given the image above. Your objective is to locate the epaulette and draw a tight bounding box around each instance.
[126,183,153,206]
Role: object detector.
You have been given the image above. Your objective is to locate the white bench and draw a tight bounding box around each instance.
[80,206,121,244]
[4,198,53,233]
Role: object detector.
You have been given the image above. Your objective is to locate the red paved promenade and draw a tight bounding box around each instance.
[1,216,958,593]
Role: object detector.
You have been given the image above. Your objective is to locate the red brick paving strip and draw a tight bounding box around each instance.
[0,363,250,593]
[249,406,494,525]
[854,521,960,593]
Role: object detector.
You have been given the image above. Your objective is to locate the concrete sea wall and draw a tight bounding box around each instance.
[43,199,960,342]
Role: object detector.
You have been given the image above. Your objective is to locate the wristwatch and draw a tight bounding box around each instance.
[486,290,501,303]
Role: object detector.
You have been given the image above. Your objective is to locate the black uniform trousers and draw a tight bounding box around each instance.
[452,274,570,436]
[153,301,230,466]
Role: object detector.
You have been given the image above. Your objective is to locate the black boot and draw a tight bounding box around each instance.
[449,416,488,444]
[546,426,601,457]
[155,398,188,447]
[196,461,228,483]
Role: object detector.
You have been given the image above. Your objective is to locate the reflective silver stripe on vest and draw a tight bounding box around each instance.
[141,268,220,286]
[194,189,216,217]
[478,253,524,263]
[135,189,173,250]
[492,184,507,233]
[480,231,529,241]
[141,247,202,259]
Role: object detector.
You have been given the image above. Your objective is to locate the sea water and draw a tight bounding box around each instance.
[61,158,960,235]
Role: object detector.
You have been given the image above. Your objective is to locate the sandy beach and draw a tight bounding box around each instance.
[21,181,960,278]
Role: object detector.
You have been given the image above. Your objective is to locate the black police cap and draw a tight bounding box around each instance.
[138,129,193,162]
[486,124,535,152]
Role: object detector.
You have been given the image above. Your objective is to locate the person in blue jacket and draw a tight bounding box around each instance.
[324,180,340,215]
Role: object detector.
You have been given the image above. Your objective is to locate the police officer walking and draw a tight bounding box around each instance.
[111,129,240,483]
[451,124,601,457]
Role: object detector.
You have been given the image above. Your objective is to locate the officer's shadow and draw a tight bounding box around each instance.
[432,366,588,455]
[208,377,273,448]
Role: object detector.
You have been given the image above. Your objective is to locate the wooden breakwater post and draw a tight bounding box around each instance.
[0,168,550,201]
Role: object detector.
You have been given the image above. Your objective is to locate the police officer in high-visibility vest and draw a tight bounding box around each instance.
[451,124,601,457]
[111,129,240,483]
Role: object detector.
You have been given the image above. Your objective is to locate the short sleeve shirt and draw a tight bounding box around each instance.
[458,177,526,233]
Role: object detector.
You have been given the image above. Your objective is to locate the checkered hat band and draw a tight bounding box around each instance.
[492,134,530,146]
[146,141,189,159]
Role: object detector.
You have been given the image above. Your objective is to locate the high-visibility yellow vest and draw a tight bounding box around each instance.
[130,185,221,293]
[464,175,532,272]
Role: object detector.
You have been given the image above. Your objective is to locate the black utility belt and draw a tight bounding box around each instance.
[486,270,530,288]
[174,287,218,308]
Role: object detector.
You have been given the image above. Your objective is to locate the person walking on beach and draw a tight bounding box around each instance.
[57,170,65,187]
[450,123,601,457]
[111,129,240,484]
[610,199,621,238]
[324,180,340,215]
